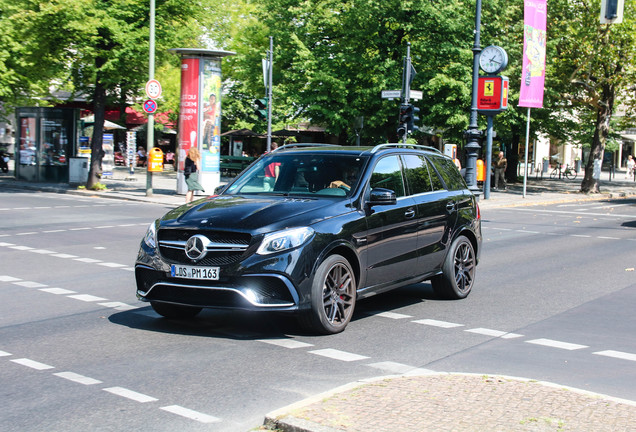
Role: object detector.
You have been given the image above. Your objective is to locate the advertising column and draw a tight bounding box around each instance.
[172,48,235,196]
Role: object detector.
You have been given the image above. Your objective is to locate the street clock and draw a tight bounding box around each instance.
[479,45,508,75]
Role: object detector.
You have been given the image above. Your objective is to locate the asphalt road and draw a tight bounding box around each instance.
[1,190,635,431]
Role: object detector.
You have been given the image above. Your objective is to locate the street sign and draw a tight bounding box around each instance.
[381,90,401,99]
[145,79,162,99]
[143,99,158,114]
[477,76,509,114]
[410,90,423,100]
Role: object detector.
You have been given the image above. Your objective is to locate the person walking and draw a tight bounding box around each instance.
[625,155,634,180]
[493,151,507,190]
[184,147,205,203]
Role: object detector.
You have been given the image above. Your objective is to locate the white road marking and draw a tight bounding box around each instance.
[597,236,619,240]
[0,242,16,246]
[509,208,634,218]
[0,275,21,282]
[103,387,158,403]
[122,267,135,272]
[375,311,413,319]
[309,349,370,362]
[43,230,66,233]
[69,227,91,230]
[39,288,77,295]
[29,249,55,254]
[10,245,34,250]
[570,235,591,238]
[51,253,78,259]
[526,338,588,351]
[412,319,464,328]
[516,230,540,234]
[73,258,102,263]
[97,262,127,268]
[96,225,115,229]
[465,328,523,339]
[14,281,47,288]
[366,361,430,375]
[257,338,313,349]
[98,302,139,311]
[67,294,108,302]
[16,232,37,236]
[11,358,54,370]
[593,350,636,362]
[54,371,102,385]
[160,405,221,423]
[0,350,12,356]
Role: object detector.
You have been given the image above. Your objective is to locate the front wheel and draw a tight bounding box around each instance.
[150,301,202,319]
[550,169,558,179]
[431,236,476,300]
[565,170,577,180]
[300,254,356,334]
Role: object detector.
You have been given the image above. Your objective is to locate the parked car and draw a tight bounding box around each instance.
[135,144,482,334]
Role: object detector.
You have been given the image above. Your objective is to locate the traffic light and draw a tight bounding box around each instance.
[398,104,420,134]
[254,98,268,120]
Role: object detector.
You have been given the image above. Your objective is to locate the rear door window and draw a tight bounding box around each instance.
[401,154,433,195]
[427,154,467,191]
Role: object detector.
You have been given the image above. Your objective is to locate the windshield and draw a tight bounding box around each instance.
[224,153,368,198]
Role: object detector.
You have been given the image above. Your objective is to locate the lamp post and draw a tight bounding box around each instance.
[464,0,483,194]
[146,0,156,197]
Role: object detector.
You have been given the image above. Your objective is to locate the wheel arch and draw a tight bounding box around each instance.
[316,242,361,289]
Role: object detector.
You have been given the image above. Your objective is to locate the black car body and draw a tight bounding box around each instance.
[135,144,482,333]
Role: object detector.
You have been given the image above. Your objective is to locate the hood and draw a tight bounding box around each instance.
[161,195,344,232]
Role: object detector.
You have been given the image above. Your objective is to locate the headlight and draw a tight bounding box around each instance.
[256,227,314,255]
[143,220,157,249]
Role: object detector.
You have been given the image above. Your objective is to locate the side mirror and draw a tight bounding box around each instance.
[214,184,227,195]
[369,188,396,206]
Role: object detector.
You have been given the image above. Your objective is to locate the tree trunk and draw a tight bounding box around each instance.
[580,102,612,194]
[87,79,106,189]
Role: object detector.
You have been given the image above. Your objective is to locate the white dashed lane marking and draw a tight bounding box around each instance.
[103,387,158,403]
[160,405,221,424]
[465,328,524,339]
[526,338,589,351]
[258,338,314,349]
[309,349,370,362]
[11,358,55,370]
[39,288,77,295]
[0,350,12,357]
[54,371,103,385]
[412,319,464,328]
[593,350,636,362]
[366,361,431,375]
[374,311,413,319]
[14,281,47,288]
[67,294,108,302]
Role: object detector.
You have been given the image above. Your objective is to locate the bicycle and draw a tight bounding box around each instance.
[550,163,577,180]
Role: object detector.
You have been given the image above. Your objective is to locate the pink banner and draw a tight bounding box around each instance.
[177,58,199,172]
[519,0,547,108]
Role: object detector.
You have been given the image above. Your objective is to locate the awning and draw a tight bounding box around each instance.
[620,134,636,141]
[81,115,126,130]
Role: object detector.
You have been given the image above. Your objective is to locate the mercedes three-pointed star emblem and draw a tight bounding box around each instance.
[185,234,210,261]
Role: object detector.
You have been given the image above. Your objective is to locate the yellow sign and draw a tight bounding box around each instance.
[484,80,495,97]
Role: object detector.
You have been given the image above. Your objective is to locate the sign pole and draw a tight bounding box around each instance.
[146,0,156,197]
[523,107,531,198]
[483,115,494,199]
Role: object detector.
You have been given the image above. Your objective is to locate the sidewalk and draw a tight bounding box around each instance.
[2,168,636,431]
[1,166,634,209]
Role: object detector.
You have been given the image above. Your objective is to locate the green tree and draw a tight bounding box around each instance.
[549,0,636,193]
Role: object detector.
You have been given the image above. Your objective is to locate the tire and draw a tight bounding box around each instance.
[550,169,558,179]
[150,301,202,319]
[300,254,356,334]
[431,236,476,300]
[566,170,577,180]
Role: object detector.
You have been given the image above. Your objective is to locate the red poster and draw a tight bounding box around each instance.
[177,58,199,172]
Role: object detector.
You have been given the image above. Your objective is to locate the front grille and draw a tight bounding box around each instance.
[157,229,251,265]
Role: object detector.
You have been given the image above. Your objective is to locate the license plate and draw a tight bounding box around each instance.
[170,265,219,280]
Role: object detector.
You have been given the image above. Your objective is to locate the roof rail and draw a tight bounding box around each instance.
[277,143,340,151]
[371,143,443,154]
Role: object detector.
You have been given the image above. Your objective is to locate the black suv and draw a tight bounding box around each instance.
[135,144,481,334]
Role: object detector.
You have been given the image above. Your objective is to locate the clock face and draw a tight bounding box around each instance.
[480,46,508,74]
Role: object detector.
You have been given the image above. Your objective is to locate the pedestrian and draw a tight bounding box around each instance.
[493,151,507,190]
[184,147,205,203]
[625,155,634,180]
[263,142,280,191]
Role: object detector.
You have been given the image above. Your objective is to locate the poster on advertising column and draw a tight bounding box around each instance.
[177,58,200,174]
[519,0,547,108]
[200,58,222,172]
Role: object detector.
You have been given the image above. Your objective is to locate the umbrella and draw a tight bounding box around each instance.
[82,115,126,130]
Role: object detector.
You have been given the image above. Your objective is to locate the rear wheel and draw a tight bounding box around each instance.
[565,170,577,180]
[150,301,202,319]
[300,254,356,334]
[431,236,476,300]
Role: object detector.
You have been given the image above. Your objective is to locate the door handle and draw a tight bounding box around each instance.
[405,208,416,218]
[446,202,456,212]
